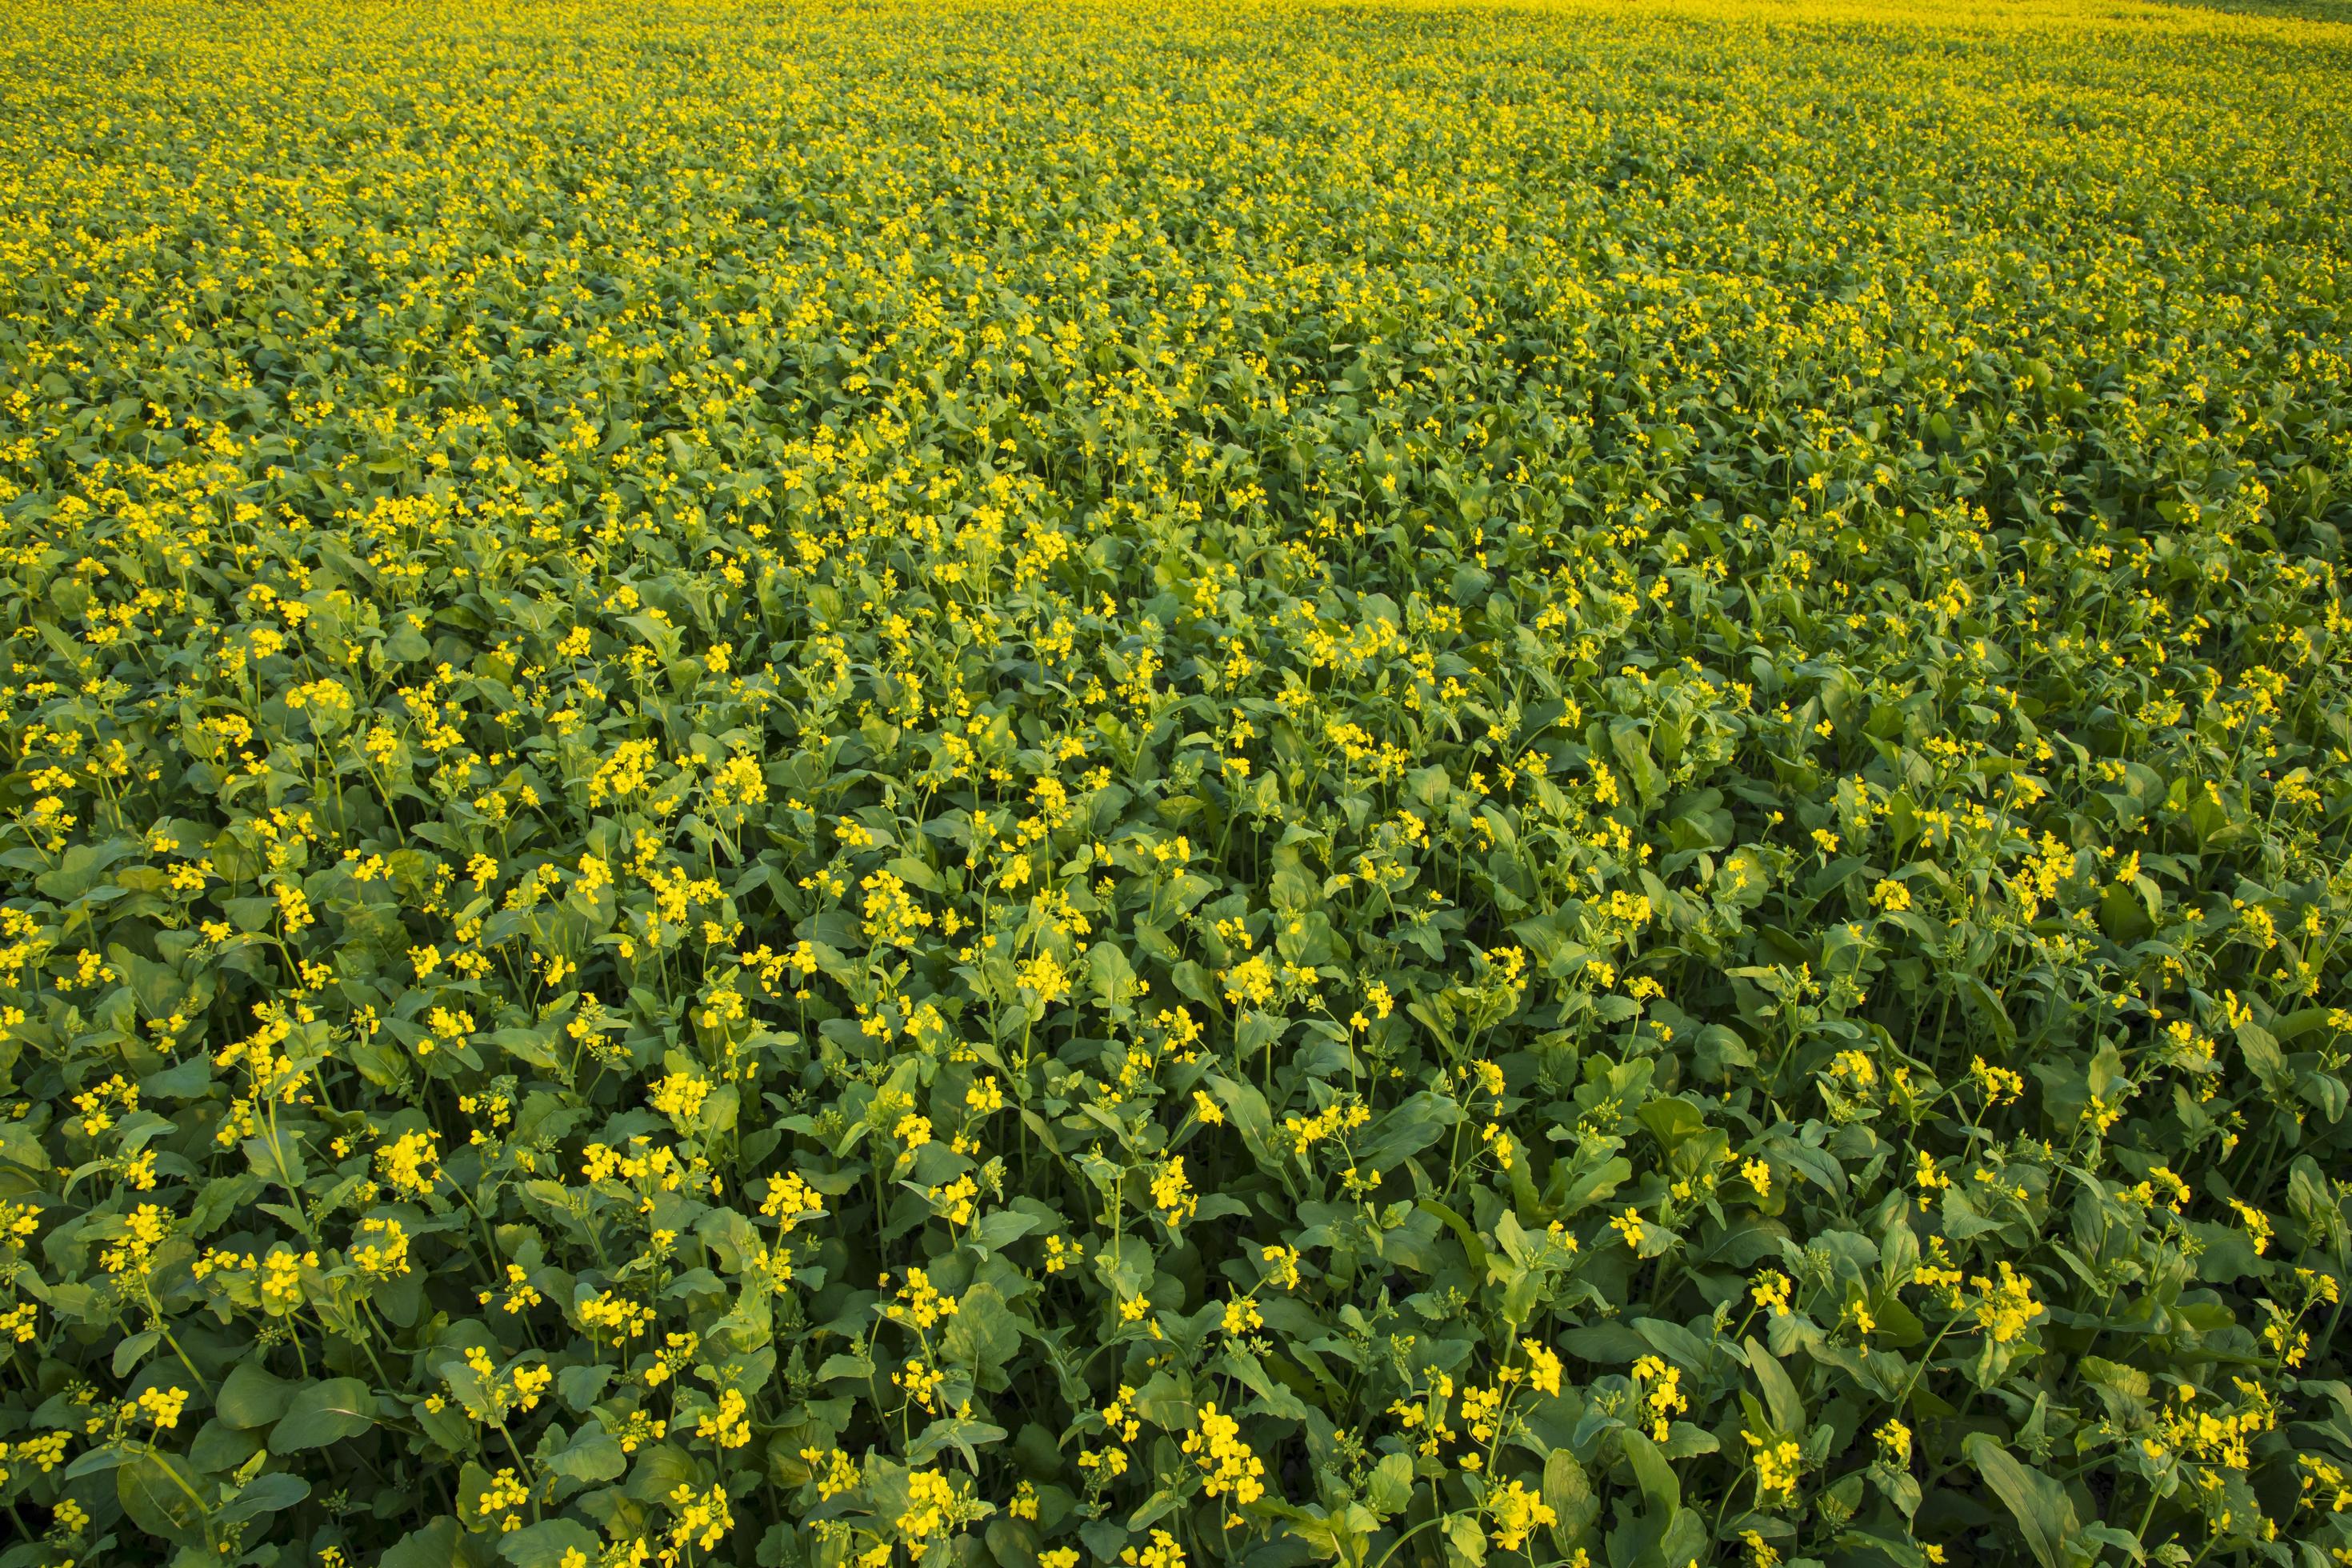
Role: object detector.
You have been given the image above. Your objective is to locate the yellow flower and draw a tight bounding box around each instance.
[1522,1338,1562,1397]
[1182,1403,1266,1504]
[135,1386,189,1430]
[1488,1478,1557,1550]
[1630,1356,1686,1442]
[1970,1262,2042,1344]
[374,1130,441,1199]
[1261,1244,1302,1290]
[648,1070,714,1124]
[1122,1530,1186,1568]
[1151,1157,1199,1228]
[1745,1430,1806,1506]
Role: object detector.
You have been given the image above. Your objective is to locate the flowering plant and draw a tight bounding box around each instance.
[0,2,2348,1567]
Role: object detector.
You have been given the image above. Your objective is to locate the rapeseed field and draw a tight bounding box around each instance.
[1,1,2349,1565]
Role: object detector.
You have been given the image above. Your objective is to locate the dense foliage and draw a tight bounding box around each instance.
[2,2,2350,1566]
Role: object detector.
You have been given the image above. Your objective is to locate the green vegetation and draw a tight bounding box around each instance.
[1,2,2349,1566]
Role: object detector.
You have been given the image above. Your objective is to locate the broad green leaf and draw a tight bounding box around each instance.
[1964,1434,2080,1568]
[269,1378,374,1452]
[217,1361,298,1430]
[117,1452,210,1549]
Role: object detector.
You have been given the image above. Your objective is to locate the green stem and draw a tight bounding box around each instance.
[1366,1506,1450,1568]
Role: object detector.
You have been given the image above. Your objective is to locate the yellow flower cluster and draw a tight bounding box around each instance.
[1182,1403,1266,1505]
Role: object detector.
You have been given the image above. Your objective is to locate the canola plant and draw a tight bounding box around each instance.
[0,2,2349,1566]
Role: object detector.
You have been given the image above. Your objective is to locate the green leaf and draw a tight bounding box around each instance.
[1355,1090,1462,1173]
[544,1426,626,1485]
[1131,1370,1194,1431]
[1267,1501,1378,1568]
[117,1451,210,1549]
[500,1518,601,1568]
[269,1377,374,1452]
[1744,1336,1804,1435]
[1219,1346,1310,1422]
[112,1327,161,1378]
[1366,1450,1414,1517]
[1964,1433,2080,1568]
[217,1361,298,1430]
[1206,1073,1282,1172]
[218,1470,310,1525]
[1418,1197,1490,1275]
[906,1414,1008,1469]
[1634,1094,1706,1154]
[1087,941,1139,1014]
[558,1363,614,1412]
[1541,1450,1598,1546]
[381,1515,465,1568]
[1621,1430,1680,1518]
[1657,1506,1708,1568]
[966,1209,1041,1254]
[942,1282,1022,1382]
